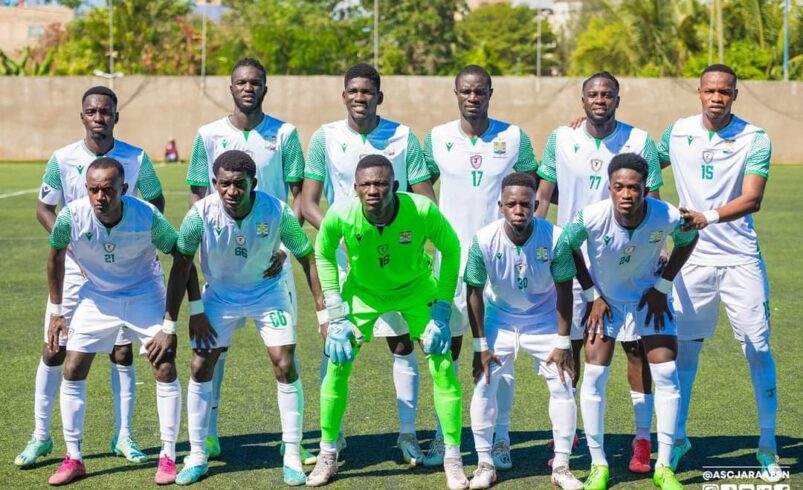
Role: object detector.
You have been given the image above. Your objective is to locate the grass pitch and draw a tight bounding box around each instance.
[0,162,800,488]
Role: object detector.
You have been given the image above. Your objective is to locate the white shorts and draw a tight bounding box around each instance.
[67,288,164,355]
[489,328,565,380]
[673,260,770,342]
[448,277,469,337]
[570,280,641,343]
[599,301,677,341]
[201,287,296,349]
[45,258,132,347]
[337,246,409,338]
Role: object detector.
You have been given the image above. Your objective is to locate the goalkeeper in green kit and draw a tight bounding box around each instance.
[306,155,468,490]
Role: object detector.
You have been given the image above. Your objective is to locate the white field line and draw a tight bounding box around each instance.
[0,188,38,199]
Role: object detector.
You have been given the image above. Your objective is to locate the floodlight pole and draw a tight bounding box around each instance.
[784,0,789,81]
[373,0,379,69]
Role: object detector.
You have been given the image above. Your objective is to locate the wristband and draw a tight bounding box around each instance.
[161,319,177,335]
[654,277,673,295]
[49,302,63,316]
[324,292,348,321]
[582,286,601,303]
[188,300,204,316]
[555,335,571,350]
[473,337,489,352]
[702,210,720,224]
[316,309,329,325]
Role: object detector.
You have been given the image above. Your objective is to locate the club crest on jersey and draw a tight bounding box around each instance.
[235,235,246,246]
[265,136,278,151]
[590,159,603,172]
[702,150,714,163]
[649,231,664,243]
[256,223,269,238]
[399,231,412,244]
[493,141,506,155]
[104,242,115,253]
[536,247,549,262]
[516,262,527,276]
[470,154,482,169]
[623,245,636,255]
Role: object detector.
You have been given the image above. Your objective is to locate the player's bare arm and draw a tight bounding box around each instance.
[639,234,699,333]
[680,174,767,231]
[466,284,499,385]
[534,179,555,219]
[189,185,207,208]
[548,280,576,383]
[45,247,67,353]
[411,180,436,202]
[300,179,325,229]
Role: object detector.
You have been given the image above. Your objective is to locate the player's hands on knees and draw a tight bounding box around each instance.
[146,331,177,365]
[546,348,575,384]
[639,288,672,333]
[47,315,67,352]
[189,313,217,350]
[679,207,708,231]
[472,350,501,385]
[325,318,357,365]
[585,297,612,342]
[263,250,287,279]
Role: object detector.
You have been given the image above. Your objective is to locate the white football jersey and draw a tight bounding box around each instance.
[186,115,305,203]
[538,122,663,227]
[49,195,175,296]
[464,218,561,334]
[304,118,431,206]
[658,115,771,266]
[177,191,312,305]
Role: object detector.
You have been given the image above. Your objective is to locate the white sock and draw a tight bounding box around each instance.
[392,351,419,435]
[156,379,181,460]
[630,391,653,441]
[187,379,213,455]
[320,440,337,455]
[470,359,501,459]
[60,379,87,461]
[445,444,461,460]
[580,364,610,466]
[209,351,227,439]
[277,378,304,472]
[434,361,459,441]
[650,361,680,467]
[675,340,703,442]
[552,452,570,469]
[33,359,62,441]
[548,376,577,457]
[742,338,778,452]
[111,363,135,441]
[494,368,514,446]
[477,450,492,466]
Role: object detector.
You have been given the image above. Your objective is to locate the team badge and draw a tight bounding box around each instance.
[536,247,549,262]
[516,262,527,276]
[399,231,412,244]
[235,235,246,246]
[590,159,603,172]
[377,244,389,255]
[470,154,482,169]
[256,223,269,237]
[702,150,714,163]
[623,245,636,255]
[649,231,664,243]
[104,242,115,253]
[85,232,93,241]
[265,136,278,151]
[493,141,506,155]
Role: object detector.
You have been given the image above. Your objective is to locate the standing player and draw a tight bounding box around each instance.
[534,72,664,473]
[552,154,697,490]
[185,58,310,462]
[45,158,182,485]
[464,173,582,490]
[169,151,326,486]
[657,64,783,482]
[422,64,538,468]
[306,156,466,489]
[300,63,436,464]
[16,86,165,468]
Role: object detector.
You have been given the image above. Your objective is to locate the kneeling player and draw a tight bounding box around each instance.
[307,155,466,489]
[168,150,325,486]
[465,174,581,490]
[46,158,183,485]
[552,154,698,490]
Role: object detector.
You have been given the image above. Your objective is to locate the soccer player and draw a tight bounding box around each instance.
[307,155,466,489]
[552,154,697,490]
[45,158,182,485]
[185,57,309,462]
[535,71,664,473]
[464,173,581,490]
[657,64,783,482]
[168,150,325,486]
[16,86,165,468]
[421,65,538,469]
[299,63,436,464]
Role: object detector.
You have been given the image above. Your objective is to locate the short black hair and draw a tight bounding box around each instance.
[232,57,267,83]
[582,71,620,93]
[608,153,648,183]
[701,64,737,84]
[213,150,256,179]
[355,154,394,179]
[345,63,380,91]
[501,172,537,192]
[82,86,117,107]
[456,65,492,90]
[88,157,125,181]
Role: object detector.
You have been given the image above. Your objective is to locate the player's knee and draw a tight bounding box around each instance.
[546,376,574,401]
[42,346,66,366]
[190,354,216,382]
[154,361,177,383]
[62,360,87,381]
[272,355,297,383]
[742,337,774,369]
[110,343,134,365]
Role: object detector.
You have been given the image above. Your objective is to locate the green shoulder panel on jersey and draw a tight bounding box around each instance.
[314,205,344,294]
[406,130,432,185]
[151,208,178,254]
[463,237,487,287]
[550,211,588,283]
[176,207,204,256]
[744,131,772,178]
[657,124,674,166]
[423,129,439,177]
[642,136,664,191]
[282,128,305,183]
[136,153,164,201]
[537,130,558,183]
[186,133,210,187]
[42,154,62,190]
[49,206,72,250]
[279,205,313,258]
[304,128,327,182]
[670,222,698,248]
[513,128,538,172]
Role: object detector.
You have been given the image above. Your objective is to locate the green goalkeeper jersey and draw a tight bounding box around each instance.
[315,192,460,301]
